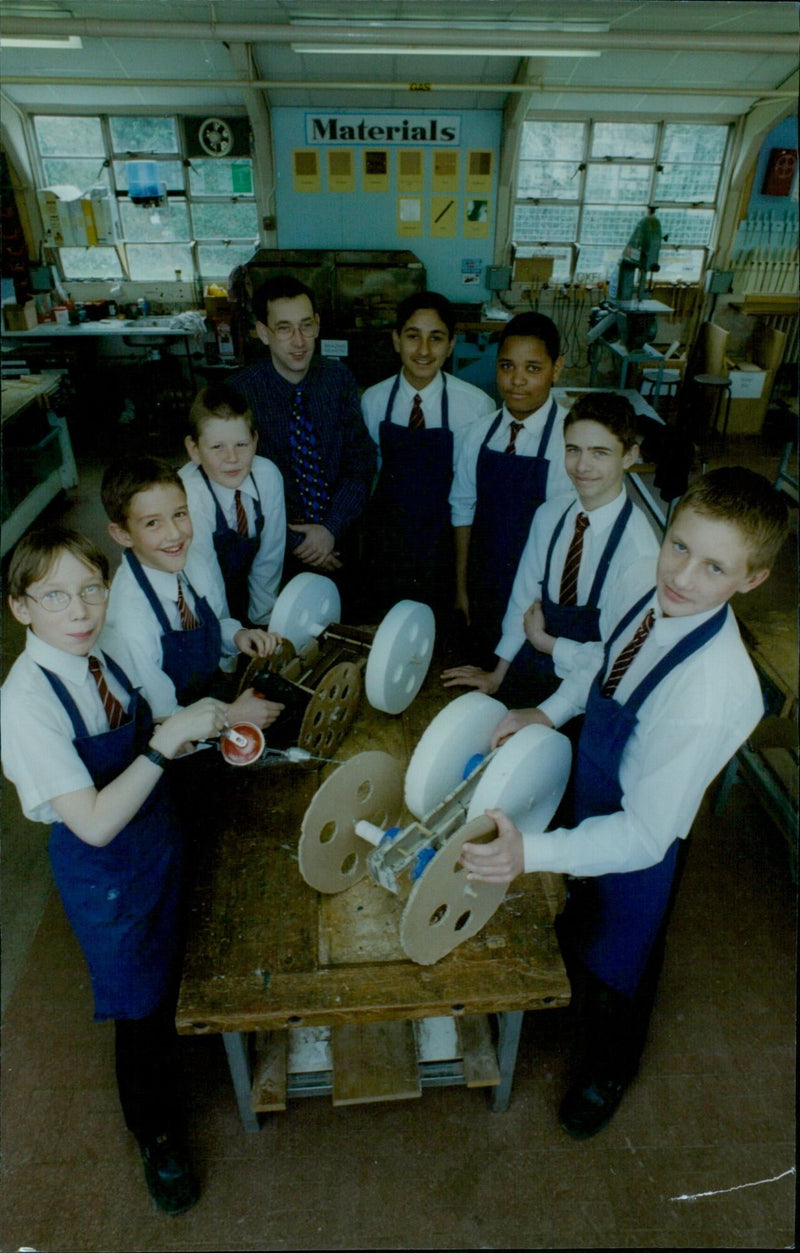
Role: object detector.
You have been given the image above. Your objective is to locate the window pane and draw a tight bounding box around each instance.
[654,248,706,283]
[192,202,259,239]
[34,115,104,157]
[42,159,109,192]
[188,159,254,196]
[654,208,713,246]
[114,160,185,193]
[197,243,259,281]
[575,245,626,283]
[655,163,720,203]
[514,203,579,241]
[127,244,194,280]
[517,161,581,200]
[109,116,178,154]
[58,247,123,279]
[580,206,647,246]
[661,123,727,164]
[520,122,584,161]
[591,123,656,159]
[119,200,190,242]
[584,164,651,204]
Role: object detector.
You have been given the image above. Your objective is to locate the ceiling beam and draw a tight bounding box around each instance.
[1,18,796,56]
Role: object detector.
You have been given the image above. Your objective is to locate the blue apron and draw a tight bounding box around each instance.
[510,497,634,686]
[124,549,221,706]
[467,400,559,654]
[566,591,729,997]
[197,466,264,625]
[41,654,183,1021]
[368,373,455,612]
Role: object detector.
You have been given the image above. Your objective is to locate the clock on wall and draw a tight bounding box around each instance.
[197,117,235,157]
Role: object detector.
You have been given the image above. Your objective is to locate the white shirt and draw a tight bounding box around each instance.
[178,456,286,625]
[497,488,660,673]
[105,552,241,718]
[1,628,137,824]
[449,398,574,527]
[361,371,495,473]
[522,582,765,878]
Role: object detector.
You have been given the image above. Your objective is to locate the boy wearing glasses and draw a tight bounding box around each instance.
[2,525,232,1212]
[230,276,376,601]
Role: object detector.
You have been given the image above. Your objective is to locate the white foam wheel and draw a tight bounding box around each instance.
[299,751,405,893]
[399,815,506,965]
[365,600,435,715]
[403,691,507,820]
[269,573,340,652]
[466,723,572,834]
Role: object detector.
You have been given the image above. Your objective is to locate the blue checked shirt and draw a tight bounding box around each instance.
[230,355,376,545]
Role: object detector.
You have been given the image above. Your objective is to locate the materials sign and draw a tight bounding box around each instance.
[305,114,460,145]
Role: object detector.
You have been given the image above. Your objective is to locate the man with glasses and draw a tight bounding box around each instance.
[230,276,375,604]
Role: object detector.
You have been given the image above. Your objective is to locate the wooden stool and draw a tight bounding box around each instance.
[692,373,732,469]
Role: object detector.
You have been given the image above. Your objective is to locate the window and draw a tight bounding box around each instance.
[33,114,259,285]
[513,120,730,285]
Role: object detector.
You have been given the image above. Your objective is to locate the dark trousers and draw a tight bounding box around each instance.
[114,998,184,1143]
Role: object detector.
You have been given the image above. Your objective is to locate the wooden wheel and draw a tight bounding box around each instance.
[299,751,405,893]
[297,661,362,759]
[399,815,506,965]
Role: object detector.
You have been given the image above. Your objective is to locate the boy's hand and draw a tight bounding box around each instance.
[524,599,556,655]
[459,809,524,884]
[491,706,553,749]
[289,523,341,569]
[152,697,229,758]
[228,689,284,730]
[234,628,282,657]
[440,664,500,694]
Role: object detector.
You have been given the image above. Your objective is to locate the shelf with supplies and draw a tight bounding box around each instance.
[1,373,78,559]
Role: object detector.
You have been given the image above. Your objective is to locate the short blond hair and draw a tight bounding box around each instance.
[673,467,789,571]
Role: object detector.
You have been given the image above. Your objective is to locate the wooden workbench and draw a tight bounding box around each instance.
[176,666,571,1130]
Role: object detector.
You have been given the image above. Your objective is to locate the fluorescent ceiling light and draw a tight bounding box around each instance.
[292,45,601,58]
[0,35,82,48]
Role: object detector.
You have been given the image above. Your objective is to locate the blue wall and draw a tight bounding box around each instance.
[271,108,502,302]
[747,115,798,218]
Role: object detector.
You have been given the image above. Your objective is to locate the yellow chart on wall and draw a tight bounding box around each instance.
[328,149,354,192]
[363,149,390,192]
[397,196,423,237]
[397,149,424,192]
[466,150,493,194]
[432,149,459,193]
[293,150,321,193]
[430,196,458,238]
[463,198,490,239]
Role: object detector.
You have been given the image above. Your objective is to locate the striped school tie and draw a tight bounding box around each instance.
[559,512,589,606]
[409,393,425,430]
[601,609,655,698]
[88,655,126,730]
[504,421,525,454]
[176,581,199,631]
[234,489,249,537]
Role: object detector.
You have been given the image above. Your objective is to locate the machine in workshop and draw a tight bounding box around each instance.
[588,207,669,352]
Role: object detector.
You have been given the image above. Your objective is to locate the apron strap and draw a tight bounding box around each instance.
[536,398,559,459]
[542,502,574,597]
[613,603,729,720]
[586,497,633,609]
[383,373,450,430]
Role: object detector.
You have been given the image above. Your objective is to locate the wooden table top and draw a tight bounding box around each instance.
[176,664,570,1036]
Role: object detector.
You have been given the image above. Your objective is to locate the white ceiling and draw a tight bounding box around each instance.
[0,1,797,117]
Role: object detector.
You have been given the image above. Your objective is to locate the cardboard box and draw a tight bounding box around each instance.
[727,362,766,400]
[4,301,38,331]
[724,326,786,435]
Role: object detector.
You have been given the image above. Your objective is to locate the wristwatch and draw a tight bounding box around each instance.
[141,743,169,770]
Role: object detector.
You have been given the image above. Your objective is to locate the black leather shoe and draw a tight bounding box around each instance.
[138,1133,199,1214]
[558,1075,627,1139]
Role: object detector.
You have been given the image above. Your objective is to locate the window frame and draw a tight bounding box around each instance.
[31,111,260,285]
[512,118,733,287]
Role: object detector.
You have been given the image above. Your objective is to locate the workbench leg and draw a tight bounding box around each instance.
[223,1031,261,1132]
[491,1010,524,1113]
